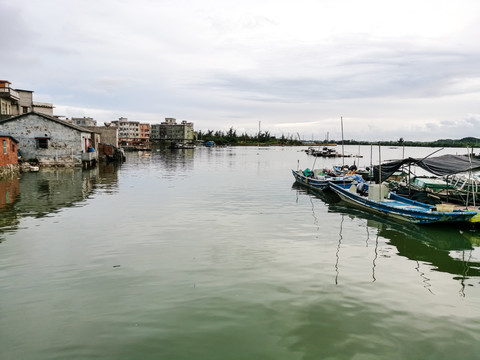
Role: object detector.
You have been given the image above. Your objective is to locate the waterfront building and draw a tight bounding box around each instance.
[0,112,96,167]
[80,123,123,162]
[0,133,19,177]
[112,117,139,139]
[139,122,150,141]
[82,124,119,148]
[111,117,150,149]
[150,118,195,143]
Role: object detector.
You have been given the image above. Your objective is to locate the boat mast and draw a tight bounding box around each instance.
[370,144,373,180]
[341,116,345,167]
[378,143,383,198]
[467,147,475,207]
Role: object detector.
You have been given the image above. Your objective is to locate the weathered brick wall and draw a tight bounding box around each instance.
[0,137,18,166]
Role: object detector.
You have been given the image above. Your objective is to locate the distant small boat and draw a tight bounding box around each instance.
[205,141,215,147]
[328,181,477,224]
[169,142,195,149]
[306,146,338,157]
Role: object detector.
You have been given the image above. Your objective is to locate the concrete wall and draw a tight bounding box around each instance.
[71,117,96,127]
[16,90,33,114]
[0,113,91,165]
[33,103,54,116]
[83,126,118,147]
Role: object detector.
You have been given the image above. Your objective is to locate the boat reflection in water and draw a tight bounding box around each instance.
[0,164,119,243]
[292,183,480,295]
[0,175,20,242]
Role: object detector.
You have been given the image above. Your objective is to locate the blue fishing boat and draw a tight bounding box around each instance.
[291,169,360,191]
[328,181,477,224]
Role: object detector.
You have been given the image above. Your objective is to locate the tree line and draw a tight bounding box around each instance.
[196,128,480,148]
[341,137,480,148]
[196,127,302,146]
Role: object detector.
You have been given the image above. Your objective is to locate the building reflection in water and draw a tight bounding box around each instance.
[0,163,119,243]
[0,176,21,242]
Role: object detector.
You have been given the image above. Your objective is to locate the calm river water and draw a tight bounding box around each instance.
[1,145,480,359]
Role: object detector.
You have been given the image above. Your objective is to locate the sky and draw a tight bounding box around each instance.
[2,0,480,141]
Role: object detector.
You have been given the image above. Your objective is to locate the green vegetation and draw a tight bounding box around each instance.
[196,128,480,148]
[197,127,302,146]
[340,137,480,148]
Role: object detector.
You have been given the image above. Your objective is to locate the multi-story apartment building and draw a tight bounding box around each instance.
[111,117,150,148]
[139,123,150,141]
[112,117,139,139]
[0,80,54,118]
[151,118,195,143]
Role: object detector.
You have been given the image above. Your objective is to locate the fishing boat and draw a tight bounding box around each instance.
[328,181,478,224]
[291,169,361,191]
[378,154,480,206]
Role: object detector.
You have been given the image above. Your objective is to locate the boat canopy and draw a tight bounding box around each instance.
[373,154,480,183]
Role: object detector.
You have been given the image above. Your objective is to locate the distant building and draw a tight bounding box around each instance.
[111,117,139,139]
[151,118,195,143]
[0,80,54,118]
[111,117,150,148]
[70,117,97,127]
[139,123,150,141]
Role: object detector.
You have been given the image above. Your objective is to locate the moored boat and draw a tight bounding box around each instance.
[379,154,480,207]
[328,181,477,224]
[291,169,360,191]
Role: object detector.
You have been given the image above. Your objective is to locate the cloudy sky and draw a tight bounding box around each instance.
[2,0,480,141]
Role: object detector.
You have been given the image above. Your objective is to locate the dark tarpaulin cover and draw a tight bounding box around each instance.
[373,154,480,183]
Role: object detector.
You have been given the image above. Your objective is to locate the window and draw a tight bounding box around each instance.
[3,140,6,154]
[22,106,29,114]
[35,137,49,149]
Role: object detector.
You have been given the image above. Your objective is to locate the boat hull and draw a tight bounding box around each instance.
[292,169,354,191]
[328,182,476,224]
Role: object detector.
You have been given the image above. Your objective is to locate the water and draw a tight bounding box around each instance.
[1,145,480,360]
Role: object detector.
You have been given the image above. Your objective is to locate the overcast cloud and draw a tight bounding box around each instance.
[2,0,480,141]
